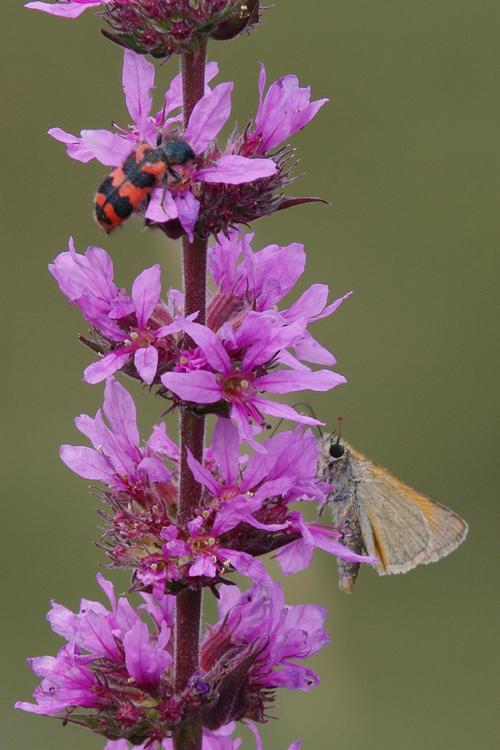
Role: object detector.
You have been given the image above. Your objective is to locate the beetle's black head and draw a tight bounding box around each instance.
[162,139,195,166]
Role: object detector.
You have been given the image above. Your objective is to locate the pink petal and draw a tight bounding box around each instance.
[83,351,130,384]
[292,333,336,366]
[276,350,311,371]
[103,377,140,448]
[197,155,277,184]
[138,456,171,483]
[184,82,233,154]
[80,129,133,167]
[312,531,378,564]
[74,413,101,448]
[314,290,353,321]
[134,346,158,385]
[246,721,264,750]
[189,556,217,578]
[59,445,112,483]
[252,397,324,426]
[96,572,117,611]
[48,127,94,162]
[122,49,155,131]
[147,423,179,461]
[186,450,220,495]
[104,741,130,750]
[160,71,183,120]
[257,62,267,108]
[145,188,178,222]
[211,418,240,485]
[204,61,220,89]
[174,318,231,373]
[285,284,330,320]
[174,191,200,241]
[131,265,161,327]
[276,537,313,575]
[257,369,346,393]
[161,371,221,404]
[289,97,329,135]
[220,549,273,585]
[25,1,102,18]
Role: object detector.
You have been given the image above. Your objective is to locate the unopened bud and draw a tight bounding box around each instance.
[211,1,260,41]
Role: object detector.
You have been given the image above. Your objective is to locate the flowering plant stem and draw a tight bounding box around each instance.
[173,41,208,750]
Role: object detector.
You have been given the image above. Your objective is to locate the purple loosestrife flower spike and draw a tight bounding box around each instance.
[19,0,373,747]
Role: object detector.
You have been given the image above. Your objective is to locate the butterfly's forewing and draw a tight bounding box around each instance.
[350,446,468,575]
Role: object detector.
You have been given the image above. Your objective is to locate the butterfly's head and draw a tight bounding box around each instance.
[318,433,352,485]
[328,437,346,459]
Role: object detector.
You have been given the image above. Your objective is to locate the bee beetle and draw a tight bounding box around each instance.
[94,139,195,233]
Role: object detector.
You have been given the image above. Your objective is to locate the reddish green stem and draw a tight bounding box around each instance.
[172,41,208,750]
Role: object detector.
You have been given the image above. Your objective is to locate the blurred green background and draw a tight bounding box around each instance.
[1,1,498,749]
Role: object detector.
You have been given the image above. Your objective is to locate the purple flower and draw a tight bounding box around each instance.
[208,231,306,312]
[201,580,329,721]
[276,512,378,575]
[16,574,173,720]
[48,573,139,661]
[50,51,276,239]
[15,644,101,715]
[60,376,177,495]
[50,239,188,384]
[26,0,105,18]
[245,63,328,155]
[161,316,344,445]
[136,516,273,595]
[104,723,300,750]
[190,418,326,513]
[208,229,351,367]
[123,620,171,688]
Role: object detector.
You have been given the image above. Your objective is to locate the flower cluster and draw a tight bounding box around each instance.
[59,377,374,594]
[27,1,261,57]
[19,4,373,749]
[16,575,319,746]
[50,51,326,239]
[51,230,348,433]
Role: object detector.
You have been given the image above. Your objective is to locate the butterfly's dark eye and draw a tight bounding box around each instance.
[329,441,345,458]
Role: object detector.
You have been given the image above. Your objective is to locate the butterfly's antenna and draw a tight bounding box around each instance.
[335,416,344,444]
[267,403,323,439]
[295,402,324,438]
[268,418,285,439]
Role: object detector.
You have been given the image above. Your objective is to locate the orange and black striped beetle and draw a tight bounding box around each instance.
[94,139,195,233]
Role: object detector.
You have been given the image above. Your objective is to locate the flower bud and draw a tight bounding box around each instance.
[211,0,260,40]
[100,0,263,59]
